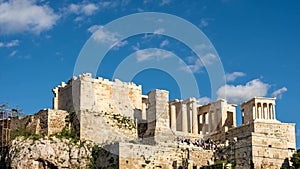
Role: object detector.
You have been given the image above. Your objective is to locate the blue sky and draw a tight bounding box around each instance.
[0,0,300,148]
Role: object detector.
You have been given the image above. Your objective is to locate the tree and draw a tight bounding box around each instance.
[291,149,300,168]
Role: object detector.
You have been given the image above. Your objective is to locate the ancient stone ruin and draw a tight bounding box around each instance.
[0,73,296,169]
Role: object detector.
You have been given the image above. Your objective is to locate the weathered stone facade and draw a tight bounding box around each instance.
[208,98,296,169]
[52,73,142,119]
[51,74,296,169]
[3,74,296,169]
[198,99,237,135]
[8,136,93,169]
[10,109,68,137]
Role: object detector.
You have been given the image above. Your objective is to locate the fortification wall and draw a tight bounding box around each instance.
[89,77,142,118]
[99,142,214,169]
[207,121,296,169]
[53,73,142,119]
[47,109,69,135]
[251,122,296,169]
[10,109,68,137]
[252,121,296,149]
[144,90,174,144]
[79,110,137,144]
[52,77,80,112]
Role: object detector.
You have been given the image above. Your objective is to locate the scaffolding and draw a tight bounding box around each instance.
[0,104,22,168]
[0,104,12,149]
[0,104,22,147]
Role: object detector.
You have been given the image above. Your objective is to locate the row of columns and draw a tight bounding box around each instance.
[253,103,276,120]
[199,112,210,134]
[170,99,198,134]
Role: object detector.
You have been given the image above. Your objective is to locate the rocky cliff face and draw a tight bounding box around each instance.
[6,136,94,169]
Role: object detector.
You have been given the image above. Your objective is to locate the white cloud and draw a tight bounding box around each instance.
[180,53,217,73]
[82,3,98,15]
[197,97,211,105]
[180,58,203,73]
[160,40,169,48]
[87,25,101,33]
[87,25,119,44]
[67,3,98,16]
[112,40,128,50]
[6,39,19,47]
[132,42,140,51]
[271,87,288,99]
[9,50,17,57]
[159,0,171,6]
[199,18,214,28]
[200,18,209,28]
[74,16,84,22]
[217,79,270,104]
[201,53,217,65]
[136,50,172,62]
[154,28,165,34]
[195,44,211,51]
[226,72,246,82]
[65,1,116,21]
[0,40,19,48]
[0,0,59,35]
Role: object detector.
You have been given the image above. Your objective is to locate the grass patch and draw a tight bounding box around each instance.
[52,127,79,143]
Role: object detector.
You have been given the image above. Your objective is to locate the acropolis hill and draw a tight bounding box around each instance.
[0,73,296,169]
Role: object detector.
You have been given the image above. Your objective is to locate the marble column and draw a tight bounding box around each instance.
[187,103,192,133]
[257,103,262,119]
[252,105,256,119]
[170,105,176,131]
[181,104,188,133]
[269,104,273,120]
[192,101,198,134]
[272,105,276,120]
[263,104,268,119]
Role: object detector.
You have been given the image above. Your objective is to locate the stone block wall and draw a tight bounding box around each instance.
[53,73,143,119]
[198,99,236,135]
[47,109,69,135]
[251,122,296,169]
[144,89,174,144]
[52,78,80,113]
[10,109,68,137]
[50,74,297,169]
[79,110,138,144]
[97,142,214,169]
[207,121,296,169]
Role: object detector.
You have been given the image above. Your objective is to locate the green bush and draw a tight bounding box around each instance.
[89,145,101,169]
[53,127,78,143]
[291,149,300,168]
[10,127,42,141]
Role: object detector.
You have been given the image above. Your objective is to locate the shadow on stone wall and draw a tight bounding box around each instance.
[91,143,119,169]
[134,109,148,139]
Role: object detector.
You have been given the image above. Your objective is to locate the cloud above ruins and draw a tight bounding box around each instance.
[226,72,246,82]
[197,96,211,105]
[0,0,59,35]
[0,39,19,48]
[135,49,173,62]
[271,87,288,99]
[180,53,217,73]
[216,79,270,104]
[87,25,120,44]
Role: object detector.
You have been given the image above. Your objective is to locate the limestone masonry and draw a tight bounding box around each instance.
[3,73,296,169]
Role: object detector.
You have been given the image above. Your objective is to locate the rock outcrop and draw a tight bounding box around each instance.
[6,136,93,169]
